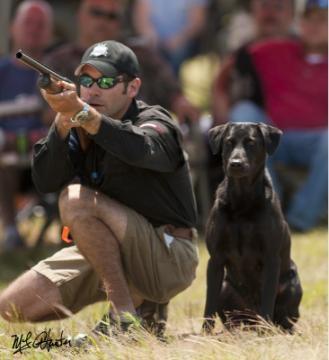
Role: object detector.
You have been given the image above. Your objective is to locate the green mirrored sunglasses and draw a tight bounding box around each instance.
[78,74,125,89]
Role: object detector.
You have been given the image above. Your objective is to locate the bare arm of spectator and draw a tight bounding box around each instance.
[163,4,207,52]
[212,56,235,125]
[132,0,159,47]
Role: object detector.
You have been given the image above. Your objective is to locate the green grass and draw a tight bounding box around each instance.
[0,227,327,359]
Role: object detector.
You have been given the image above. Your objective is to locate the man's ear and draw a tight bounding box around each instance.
[208,124,228,155]
[258,123,282,155]
[127,77,141,98]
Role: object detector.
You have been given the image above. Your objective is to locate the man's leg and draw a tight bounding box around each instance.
[0,270,65,322]
[0,243,121,323]
[59,185,143,319]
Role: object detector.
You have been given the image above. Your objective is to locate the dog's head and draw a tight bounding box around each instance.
[208,122,282,178]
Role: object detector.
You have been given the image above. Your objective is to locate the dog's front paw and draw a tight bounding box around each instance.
[202,318,215,335]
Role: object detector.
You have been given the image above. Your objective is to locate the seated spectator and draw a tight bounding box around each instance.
[132,0,208,75]
[227,0,297,52]
[43,0,199,124]
[213,0,296,124]
[0,0,54,250]
[213,0,328,232]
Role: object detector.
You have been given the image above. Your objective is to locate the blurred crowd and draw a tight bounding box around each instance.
[0,0,327,251]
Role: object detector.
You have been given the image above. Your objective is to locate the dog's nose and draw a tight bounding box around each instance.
[230,159,243,168]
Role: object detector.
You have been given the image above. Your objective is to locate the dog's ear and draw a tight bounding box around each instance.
[208,124,228,155]
[258,123,282,155]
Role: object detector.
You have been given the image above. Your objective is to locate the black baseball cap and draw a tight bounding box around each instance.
[75,40,140,78]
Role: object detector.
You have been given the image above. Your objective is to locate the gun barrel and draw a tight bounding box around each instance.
[16,50,73,83]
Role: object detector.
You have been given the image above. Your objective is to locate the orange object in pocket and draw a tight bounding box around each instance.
[61,226,73,243]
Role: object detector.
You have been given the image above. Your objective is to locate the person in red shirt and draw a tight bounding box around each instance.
[213,0,328,232]
[212,0,296,125]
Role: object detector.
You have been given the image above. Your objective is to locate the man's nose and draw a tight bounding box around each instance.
[85,82,101,95]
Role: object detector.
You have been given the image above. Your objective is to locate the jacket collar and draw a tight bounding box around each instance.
[122,98,139,122]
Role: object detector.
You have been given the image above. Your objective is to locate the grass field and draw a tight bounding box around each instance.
[0,227,327,359]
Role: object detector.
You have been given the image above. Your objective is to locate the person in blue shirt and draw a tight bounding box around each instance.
[0,0,53,250]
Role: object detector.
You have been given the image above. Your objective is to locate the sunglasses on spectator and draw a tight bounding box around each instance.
[78,74,125,89]
[89,7,122,21]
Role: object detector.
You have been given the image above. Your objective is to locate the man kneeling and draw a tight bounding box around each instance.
[0,40,199,341]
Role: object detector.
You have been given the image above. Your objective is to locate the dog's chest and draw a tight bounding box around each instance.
[220,222,264,267]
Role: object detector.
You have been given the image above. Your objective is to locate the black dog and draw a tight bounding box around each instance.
[203,122,302,332]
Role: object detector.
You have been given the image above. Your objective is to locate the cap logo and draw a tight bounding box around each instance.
[90,44,109,58]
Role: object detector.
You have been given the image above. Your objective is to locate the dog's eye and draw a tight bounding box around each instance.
[246,139,256,147]
[225,139,234,147]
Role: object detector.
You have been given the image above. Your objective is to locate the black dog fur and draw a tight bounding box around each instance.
[203,122,302,332]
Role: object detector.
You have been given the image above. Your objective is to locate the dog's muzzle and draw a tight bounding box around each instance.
[227,159,249,177]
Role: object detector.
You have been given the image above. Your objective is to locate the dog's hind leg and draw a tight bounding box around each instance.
[273,275,303,331]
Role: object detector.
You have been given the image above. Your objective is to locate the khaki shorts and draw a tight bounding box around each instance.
[33,205,199,313]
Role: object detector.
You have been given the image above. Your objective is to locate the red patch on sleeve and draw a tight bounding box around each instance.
[140,122,166,134]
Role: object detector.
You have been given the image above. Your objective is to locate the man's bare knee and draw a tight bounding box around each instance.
[59,184,95,225]
[0,270,65,322]
[59,184,128,242]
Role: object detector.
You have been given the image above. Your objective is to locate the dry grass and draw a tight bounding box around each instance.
[0,227,327,359]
